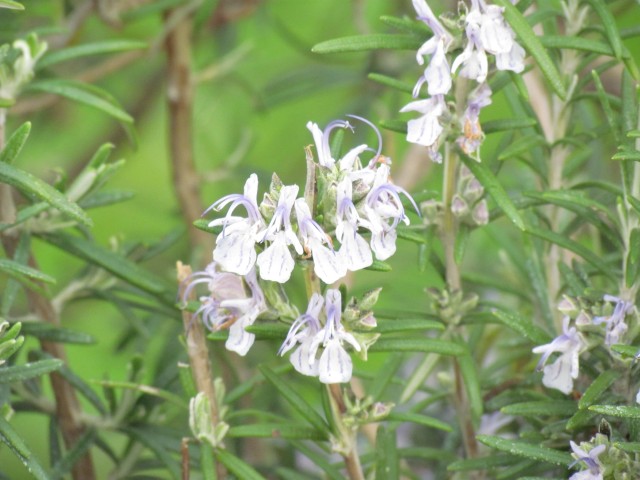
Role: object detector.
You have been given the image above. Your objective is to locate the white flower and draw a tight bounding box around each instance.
[452,0,524,83]
[532,316,585,394]
[335,177,373,271]
[362,164,418,260]
[306,120,368,170]
[221,268,267,356]
[569,441,605,480]
[308,289,361,384]
[295,198,346,284]
[411,0,453,96]
[182,262,246,331]
[256,185,302,283]
[182,264,266,356]
[400,95,446,160]
[279,293,324,377]
[451,14,488,83]
[593,295,634,346]
[207,174,265,276]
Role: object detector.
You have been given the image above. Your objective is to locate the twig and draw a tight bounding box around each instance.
[164,8,209,250]
[176,262,226,478]
[0,111,96,479]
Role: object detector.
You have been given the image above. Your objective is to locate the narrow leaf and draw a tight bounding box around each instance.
[482,118,537,134]
[27,80,133,123]
[588,405,640,418]
[460,153,526,230]
[38,40,147,69]
[0,359,63,384]
[20,323,95,344]
[38,232,169,298]
[457,353,483,420]
[539,35,624,58]
[312,34,421,54]
[375,426,398,480]
[50,429,96,480]
[584,0,623,59]
[0,417,49,480]
[501,400,576,417]
[0,162,92,226]
[369,338,466,356]
[0,0,23,9]
[579,370,618,409]
[493,0,567,99]
[525,225,616,281]
[365,259,392,272]
[215,449,266,480]
[477,435,572,466]
[386,411,452,432]
[228,423,326,440]
[0,122,31,165]
[498,134,547,161]
[0,259,56,284]
[368,73,414,95]
[258,365,328,433]
[448,454,519,471]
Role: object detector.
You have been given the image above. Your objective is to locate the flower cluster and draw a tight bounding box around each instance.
[532,295,637,395]
[402,0,525,160]
[181,117,408,383]
[207,118,417,285]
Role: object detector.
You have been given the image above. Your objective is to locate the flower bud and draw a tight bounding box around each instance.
[451,194,468,217]
[472,199,489,225]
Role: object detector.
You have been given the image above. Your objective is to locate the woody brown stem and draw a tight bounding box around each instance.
[0,113,95,479]
[165,8,208,249]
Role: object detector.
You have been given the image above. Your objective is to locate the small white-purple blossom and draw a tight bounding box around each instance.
[593,295,634,347]
[207,174,265,276]
[279,292,324,377]
[295,198,346,284]
[532,316,585,394]
[569,441,605,480]
[281,289,361,384]
[256,184,302,283]
[400,95,446,161]
[182,263,266,356]
[335,177,374,271]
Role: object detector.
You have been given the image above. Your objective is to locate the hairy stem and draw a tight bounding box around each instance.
[327,383,365,480]
[177,262,226,478]
[0,111,95,479]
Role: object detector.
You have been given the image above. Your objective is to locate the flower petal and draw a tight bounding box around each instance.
[310,238,347,284]
[318,340,353,384]
[213,229,257,275]
[226,319,255,356]
[256,233,295,283]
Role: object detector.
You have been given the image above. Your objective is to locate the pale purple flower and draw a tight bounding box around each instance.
[279,293,324,376]
[256,185,302,283]
[335,177,373,271]
[532,316,585,394]
[569,441,605,480]
[399,95,446,161]
[452,0,524,83]
[207,174,265,276]
[182,264,266,356]
[411,0,453,96]
[308,289,361,384]
[222,268,267,356]
[593,295,634,346]
[295,198,346,284]
[362,164,419,260]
